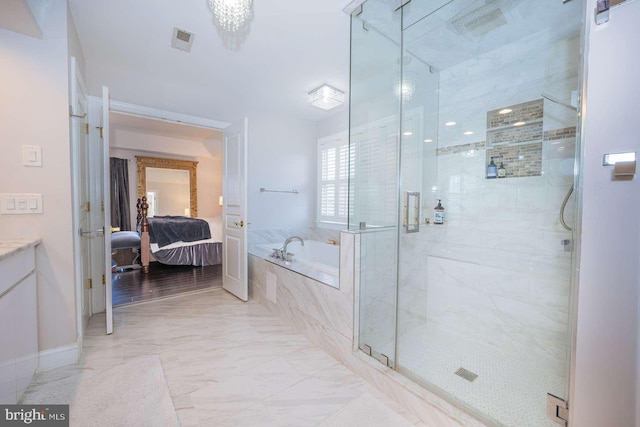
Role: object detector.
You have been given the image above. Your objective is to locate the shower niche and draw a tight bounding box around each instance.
[349,0,584,426]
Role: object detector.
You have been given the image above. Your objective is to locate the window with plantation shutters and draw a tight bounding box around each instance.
[318,131,351,224]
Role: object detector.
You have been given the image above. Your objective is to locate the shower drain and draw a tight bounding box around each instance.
[454,367,479,382]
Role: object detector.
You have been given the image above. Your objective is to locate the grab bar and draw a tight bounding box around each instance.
[260,188,299,194]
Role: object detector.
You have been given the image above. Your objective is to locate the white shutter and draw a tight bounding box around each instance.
[318,132,350,224]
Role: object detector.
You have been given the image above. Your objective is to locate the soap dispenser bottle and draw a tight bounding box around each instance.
[487,157,497,179]
[498,162,506,178]
[434,199,445,224]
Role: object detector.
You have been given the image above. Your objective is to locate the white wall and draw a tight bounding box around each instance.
[0,0,77,353]
[316,108,349,140]
[246,110,317,230]
[572,2,640,426]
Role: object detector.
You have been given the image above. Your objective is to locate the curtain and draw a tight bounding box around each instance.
[110,157,131,231]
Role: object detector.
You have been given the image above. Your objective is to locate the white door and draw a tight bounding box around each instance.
[102,87,113,334]
[83,89,112,334]
[222,118,248,301]
[70,58,91,338]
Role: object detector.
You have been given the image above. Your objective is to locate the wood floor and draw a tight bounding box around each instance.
[112,262,222,306]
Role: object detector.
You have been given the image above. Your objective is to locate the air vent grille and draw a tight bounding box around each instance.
[176,29,191,43]
[171,27,194,53]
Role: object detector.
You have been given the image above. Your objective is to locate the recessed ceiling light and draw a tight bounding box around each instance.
[424,139,433,143]
[445,121,456,126]
[403,131,413,136]
[499,108,513,115]
[513,121,526,126]
[463,131,474,135]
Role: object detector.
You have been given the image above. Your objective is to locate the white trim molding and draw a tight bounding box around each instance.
[37,343,80,373]
[109,100,231,130]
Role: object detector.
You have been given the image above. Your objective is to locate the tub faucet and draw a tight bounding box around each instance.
[283,236,304,260]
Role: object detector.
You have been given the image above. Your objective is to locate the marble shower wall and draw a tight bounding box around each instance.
[396,132,576,377]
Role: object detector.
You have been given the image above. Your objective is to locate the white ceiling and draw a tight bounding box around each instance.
[68,0,352,124]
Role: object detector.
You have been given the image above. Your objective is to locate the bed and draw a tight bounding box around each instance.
[136,197,222,273]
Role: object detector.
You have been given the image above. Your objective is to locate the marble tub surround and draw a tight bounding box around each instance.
[249,254,352,339]
[250,242,339,289]
[0,238,41,261]
[249,227,341,249]
[21,289,419,427]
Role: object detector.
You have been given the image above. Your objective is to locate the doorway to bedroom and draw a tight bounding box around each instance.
[109,111,225,306]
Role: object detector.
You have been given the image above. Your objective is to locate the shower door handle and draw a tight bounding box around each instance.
[405,192,420,233]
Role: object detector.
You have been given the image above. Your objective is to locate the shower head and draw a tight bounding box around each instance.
[541,93,578,112]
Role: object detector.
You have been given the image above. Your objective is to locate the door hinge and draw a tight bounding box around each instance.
[101,202,105,212]
[84,123,89,134]
[88,278,93,289]
[85,202,90,212]
[102,274,106,285]
[98,126,103,138]
[547,393,569,426]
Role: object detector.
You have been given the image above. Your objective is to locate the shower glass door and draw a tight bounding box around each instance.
[395,0,583,426]
[349,1,402,368]
[351,0,584,425]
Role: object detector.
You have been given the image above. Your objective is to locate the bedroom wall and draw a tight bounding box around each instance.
[109,146,222,228]
[0,0,78,356]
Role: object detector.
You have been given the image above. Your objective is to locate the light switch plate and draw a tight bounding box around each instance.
[0,193,43,214]
[22,145,42,167]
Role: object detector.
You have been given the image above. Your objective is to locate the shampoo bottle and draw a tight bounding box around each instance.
[498,162,506,178]
[487,157,497,179]
[434,199,445,224]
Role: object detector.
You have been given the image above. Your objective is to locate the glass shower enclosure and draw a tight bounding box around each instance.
[349,0,584,425]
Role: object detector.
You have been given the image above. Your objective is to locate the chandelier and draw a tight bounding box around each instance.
[209,0,253,32]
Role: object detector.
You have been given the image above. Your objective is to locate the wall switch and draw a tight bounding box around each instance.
[22,145,42,167]
[0,194,43,214]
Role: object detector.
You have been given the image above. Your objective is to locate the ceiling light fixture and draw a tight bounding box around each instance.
[424,139,433,143]
[209,0,253,32]
[445,121,457,126]
[513,121,526,126]
[499,108,513,115]
[464,131,474,135]
[308,84,345,110]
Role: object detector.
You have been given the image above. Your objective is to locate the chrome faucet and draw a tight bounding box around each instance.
[282,236,304,261]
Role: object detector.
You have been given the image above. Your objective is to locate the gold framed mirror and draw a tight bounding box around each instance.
[136,156,198,217]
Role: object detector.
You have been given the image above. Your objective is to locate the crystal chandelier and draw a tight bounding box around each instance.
[209,0,253,32]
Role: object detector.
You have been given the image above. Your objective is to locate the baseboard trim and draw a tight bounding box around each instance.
[37,343,79,372]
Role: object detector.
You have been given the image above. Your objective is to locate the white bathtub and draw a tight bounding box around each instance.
[256,240,339,288]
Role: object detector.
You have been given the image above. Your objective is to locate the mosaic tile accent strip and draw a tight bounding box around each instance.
[487,99,544,128]
[487,122,543,147]
[543,126,577,141]
[436,141,485,156]
[486,99,544,148]
[486,142,543,178]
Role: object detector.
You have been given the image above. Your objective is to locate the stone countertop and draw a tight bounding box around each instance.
[0,239,42,261]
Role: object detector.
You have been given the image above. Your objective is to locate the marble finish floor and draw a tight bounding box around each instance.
[23,289,422,427]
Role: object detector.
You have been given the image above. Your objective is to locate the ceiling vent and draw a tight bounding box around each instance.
[171,27,195,52]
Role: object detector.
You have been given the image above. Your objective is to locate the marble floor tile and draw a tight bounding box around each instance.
[24,288,415,427]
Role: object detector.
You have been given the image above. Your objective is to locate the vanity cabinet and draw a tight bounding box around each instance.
[0,240,39,404]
